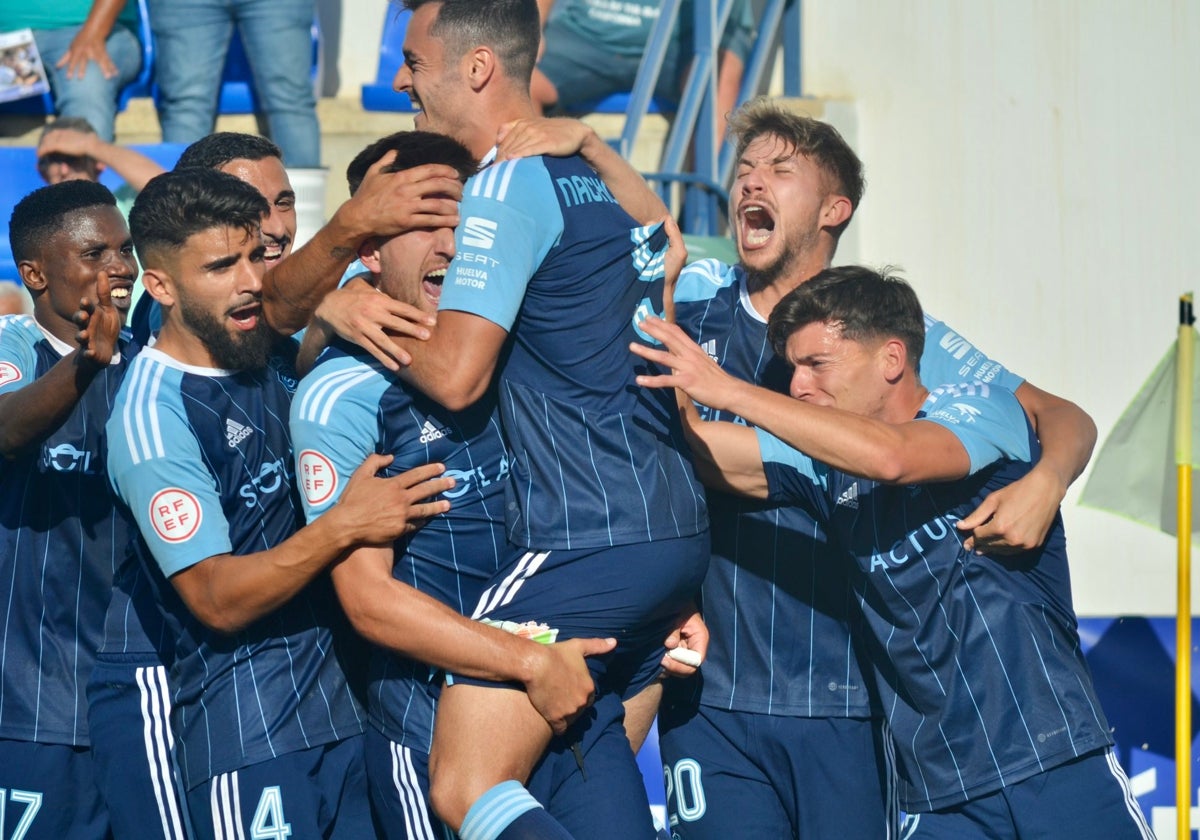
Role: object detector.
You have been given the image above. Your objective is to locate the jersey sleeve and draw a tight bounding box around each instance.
[921,313,1025,392]
[754,426,831,514]
[919,383,1033,474]
[289,358,389,522]
[107,403,233,578]
[437,157,564,331]
[0,315,41,396]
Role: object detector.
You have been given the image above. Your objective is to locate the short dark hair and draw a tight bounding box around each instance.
[39,116,97,142]
[129,169,269,269]
[730,98,865,231]
[767,266,925,368]
[10,180,117,262]
[36,117,101,182]
[176,132,284,171]
[400,0,540,88]
[346,130,477,194]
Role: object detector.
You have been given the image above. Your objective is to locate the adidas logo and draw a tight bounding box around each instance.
[225,418,252,448]
[418,419,450,444]
[701,339,718,362]
[835,484,859,509]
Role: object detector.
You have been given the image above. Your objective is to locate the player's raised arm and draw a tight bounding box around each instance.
[263,156,463,334]
[495,117,668,224]
[171,456,452,633]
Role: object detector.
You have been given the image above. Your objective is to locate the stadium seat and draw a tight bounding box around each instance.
[0,0,154,119]
[0,142,188,284]
[360,7,416,112]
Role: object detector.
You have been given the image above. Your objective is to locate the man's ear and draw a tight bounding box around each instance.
[879,337,909,383]
[820,194,853,233]
[356,237,383,274]
[17,259,45,294]
[140,267,176,307]
[465,45,496,92]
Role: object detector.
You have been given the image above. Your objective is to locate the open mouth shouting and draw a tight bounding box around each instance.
[228,298,263,332]
[738,203,776,250]
[422,267,446,305]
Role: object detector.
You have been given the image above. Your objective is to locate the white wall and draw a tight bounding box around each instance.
[802,0,1200,615]
[327,0,1195,615]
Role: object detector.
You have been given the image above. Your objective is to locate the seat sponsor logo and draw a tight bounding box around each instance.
[938,332,972,360]
[462,216,498,249]
[150,488,202,543]
[225,418,253,448]
[299,449,337,507]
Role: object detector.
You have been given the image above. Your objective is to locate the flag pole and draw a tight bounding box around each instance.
[1178,293,1195,840]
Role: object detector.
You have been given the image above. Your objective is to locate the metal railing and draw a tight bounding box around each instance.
[608,0,803,236]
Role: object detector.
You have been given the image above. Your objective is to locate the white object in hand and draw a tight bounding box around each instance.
[667,647,702,668]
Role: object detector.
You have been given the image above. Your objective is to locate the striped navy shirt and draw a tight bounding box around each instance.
[673,261,1027,717]
[106,345,364,790]
[0,315,132,746]
[438,150,706,550]
[759,383,1112,812]
[291,340,510,752]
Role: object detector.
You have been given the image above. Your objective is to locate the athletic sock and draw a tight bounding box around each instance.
[458,780,574,840]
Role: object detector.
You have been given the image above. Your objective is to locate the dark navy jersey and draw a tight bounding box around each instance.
[758,383,1111,812]
[107,345,364,790]
[438,150,706,550]
[0,315,132,746]
[291,340,510,752]
[672,261,1027,718]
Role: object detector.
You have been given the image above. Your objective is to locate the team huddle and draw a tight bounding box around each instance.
[0,1,1156,839]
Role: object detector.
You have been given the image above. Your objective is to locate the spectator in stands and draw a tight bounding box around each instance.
[0,1,142,141]
[37,117,165,198]
[147,0,321,168]
[531,0,754,126]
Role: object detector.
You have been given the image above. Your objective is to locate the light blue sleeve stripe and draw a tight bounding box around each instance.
[920,383,1032,473]
[440,158,562,330]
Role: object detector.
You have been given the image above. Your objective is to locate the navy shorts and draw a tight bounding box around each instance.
[657,701,897,839]
[465,532,709,698]
[87,656,191,839]
[364,726,447,840]
[368,692,658,840]
[900,747,1153,839]
[189,735,373,840]
[0,737,109,839]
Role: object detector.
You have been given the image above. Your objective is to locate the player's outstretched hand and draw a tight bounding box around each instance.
[343,151,463,240]
[334,455,454,545]
[632,316,739,413]
[660,603,707,677]
[73,270,121,368]
[956,465,1063,554]
[526,636,616,735]
[495,117,591,161]
[313,278,436,371]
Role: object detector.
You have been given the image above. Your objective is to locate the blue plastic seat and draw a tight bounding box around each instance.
[0,142,188,284]
[361,7,416,112]
[0,0,155,119]
[205,13,322,115]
